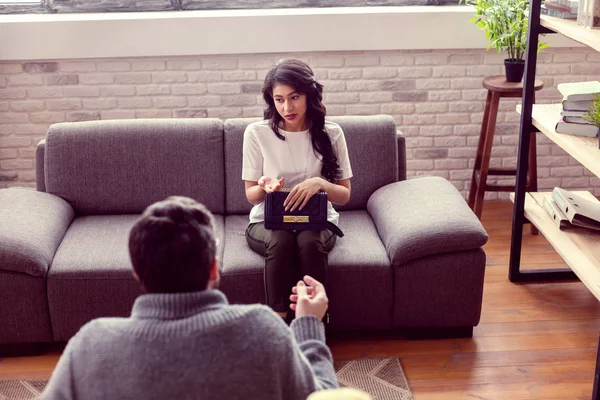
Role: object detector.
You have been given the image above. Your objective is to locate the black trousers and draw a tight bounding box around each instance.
[245,223,336,313]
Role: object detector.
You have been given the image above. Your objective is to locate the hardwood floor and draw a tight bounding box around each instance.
[1,201,599,399]
[329,201,600,399]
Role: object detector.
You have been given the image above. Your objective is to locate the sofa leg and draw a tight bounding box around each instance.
[0,342,44,358]
[400,326,473,340]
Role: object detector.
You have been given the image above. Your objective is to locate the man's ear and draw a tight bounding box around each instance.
[209,258,219,280]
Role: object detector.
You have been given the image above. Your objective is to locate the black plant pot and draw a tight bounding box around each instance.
[504,59,525,83]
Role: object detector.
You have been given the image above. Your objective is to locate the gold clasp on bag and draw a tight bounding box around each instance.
[283,216,309,223]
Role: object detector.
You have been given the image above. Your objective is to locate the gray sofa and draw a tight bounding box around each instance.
[0,115,488,346]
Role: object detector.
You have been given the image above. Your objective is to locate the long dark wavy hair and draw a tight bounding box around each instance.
[262,58,341,183]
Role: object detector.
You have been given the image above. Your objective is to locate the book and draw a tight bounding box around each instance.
[552,0,579,8]
[545,7,578,18]
[561,110,586,117]
[543,195,574,230]
[552,188,600,230]
[561,110,588,123]
[563,115,592,124]
[577,0,598,27]
[544,0,578,14]
[562,99,593,111]
[555,118,599,137]
[557,81,600,102]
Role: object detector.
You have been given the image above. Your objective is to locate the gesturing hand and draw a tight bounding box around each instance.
[258,176,284,193]
[283,177,323,212]
[289,275,329,321]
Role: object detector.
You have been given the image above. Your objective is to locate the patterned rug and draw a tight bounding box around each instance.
[334,357,413,400]
[0,357,412,400]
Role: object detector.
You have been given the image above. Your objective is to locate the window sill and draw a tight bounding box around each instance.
[0,6,581,61]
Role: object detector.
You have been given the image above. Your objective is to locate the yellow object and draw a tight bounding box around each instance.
[283,215,309,223]
[307,388,372,400]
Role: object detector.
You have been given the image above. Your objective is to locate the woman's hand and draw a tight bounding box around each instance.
[258,176,284,193]
[284,177,323,212]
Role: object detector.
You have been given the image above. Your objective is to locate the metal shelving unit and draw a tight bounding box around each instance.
[509,6,600,398]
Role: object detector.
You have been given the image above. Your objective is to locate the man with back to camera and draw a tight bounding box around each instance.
[42,196,338,400]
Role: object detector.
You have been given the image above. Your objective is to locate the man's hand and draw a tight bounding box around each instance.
[289,275,328,320]
[258,176,284,193]
[284,177,323,212]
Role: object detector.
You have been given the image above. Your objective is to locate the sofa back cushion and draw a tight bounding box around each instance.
[224,115,398,214]
[224,118,261,215]
[45,119,225,215]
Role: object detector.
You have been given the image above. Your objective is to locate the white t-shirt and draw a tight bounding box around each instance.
[242,120,353,225]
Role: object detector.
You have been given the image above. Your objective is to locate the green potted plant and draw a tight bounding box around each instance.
[460,0,548,82]
[583,95,600,145]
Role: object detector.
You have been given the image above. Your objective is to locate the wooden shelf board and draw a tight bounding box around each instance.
[510,191,600,301]
[516,103,600,178]
[541,15,600,52]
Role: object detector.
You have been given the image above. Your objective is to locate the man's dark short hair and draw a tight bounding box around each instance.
[128,196,217,294]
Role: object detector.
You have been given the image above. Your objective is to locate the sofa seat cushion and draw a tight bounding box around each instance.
[328,210,394,330]
[222,211,393,330]
[220,215,266,305]
[367,176,489,267]
[47,214,224,341]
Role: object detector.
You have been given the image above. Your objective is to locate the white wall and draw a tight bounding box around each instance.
[0,6,580,61]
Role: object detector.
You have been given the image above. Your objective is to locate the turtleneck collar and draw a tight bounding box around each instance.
[131,289,228,320]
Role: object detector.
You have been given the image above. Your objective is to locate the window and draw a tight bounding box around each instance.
[0,0,43,14]
[0,0,461,14]
[182,0,460,10]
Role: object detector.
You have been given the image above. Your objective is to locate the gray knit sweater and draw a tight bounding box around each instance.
[41,290,338,400]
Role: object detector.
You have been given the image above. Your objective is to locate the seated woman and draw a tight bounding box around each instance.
[242,58,353,319]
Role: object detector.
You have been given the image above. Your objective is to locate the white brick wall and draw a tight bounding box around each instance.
[1,49,600,201]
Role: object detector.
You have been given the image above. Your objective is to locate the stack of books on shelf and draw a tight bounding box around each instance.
[555,80,600,137]
[542,0,579,19]
[543,188,600,231]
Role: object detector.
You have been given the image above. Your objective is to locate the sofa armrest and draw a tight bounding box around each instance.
[36,139,46,192]
[367,176,488,266]
[0,188,74,277]
[397,130,406,182]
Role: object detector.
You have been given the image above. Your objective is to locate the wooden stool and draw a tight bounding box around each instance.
[468,75,544,221]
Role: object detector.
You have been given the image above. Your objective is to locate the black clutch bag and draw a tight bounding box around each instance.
[264,189,344,237]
